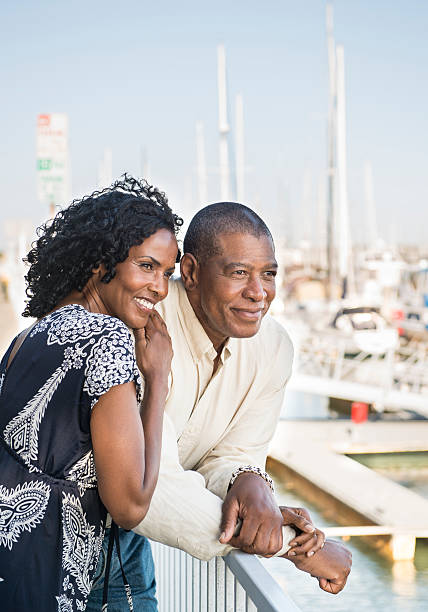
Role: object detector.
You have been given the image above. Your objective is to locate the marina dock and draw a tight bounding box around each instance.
[268,420,428,560]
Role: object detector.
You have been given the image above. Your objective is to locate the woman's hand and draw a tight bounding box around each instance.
[281,506,326,557]
[133,310,173,386]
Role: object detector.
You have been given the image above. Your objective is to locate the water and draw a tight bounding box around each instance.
[264,454,428,610]
[348,451,428,500]
[270,391,428,609]
[281,389,330,419]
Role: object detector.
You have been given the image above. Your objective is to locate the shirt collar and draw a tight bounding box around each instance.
[176,279,232,364]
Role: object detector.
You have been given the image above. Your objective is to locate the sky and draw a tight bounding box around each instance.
[1,0,427,248]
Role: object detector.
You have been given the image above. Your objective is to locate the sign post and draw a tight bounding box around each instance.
[36,113,71,216]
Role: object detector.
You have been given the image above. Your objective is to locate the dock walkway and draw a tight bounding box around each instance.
[269,420,428,560]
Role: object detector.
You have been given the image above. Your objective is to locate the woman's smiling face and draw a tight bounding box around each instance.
[94,228,178,329]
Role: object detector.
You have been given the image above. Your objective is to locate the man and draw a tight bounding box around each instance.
[87,202,351,610]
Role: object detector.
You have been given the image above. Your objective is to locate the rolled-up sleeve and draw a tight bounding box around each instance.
[133,413,234,561]
[133,412,295,561]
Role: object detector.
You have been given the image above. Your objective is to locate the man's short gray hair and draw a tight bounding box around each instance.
[183,202,273,262]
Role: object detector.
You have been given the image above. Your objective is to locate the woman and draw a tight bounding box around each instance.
[0,175,182,611]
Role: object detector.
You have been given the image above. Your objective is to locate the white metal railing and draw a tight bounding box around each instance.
[151,541,301,612]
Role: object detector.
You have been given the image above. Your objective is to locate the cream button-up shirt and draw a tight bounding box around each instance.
[133,278,294,561]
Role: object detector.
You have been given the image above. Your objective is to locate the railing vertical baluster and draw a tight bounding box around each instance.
[180,550,186,611]
[150,540,300,611]
[225,563,234,612]
[160,542,163,609]
[185,551,192,610]
[192,556,200,612]
[246,595,257,612]
[174,548,180,611]
[168,545,173,612]
[215,557,224,611]
[207,557,216,609]
[200,560,208,611]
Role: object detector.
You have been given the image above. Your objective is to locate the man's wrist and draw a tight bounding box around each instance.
[228,465,275,494]
[274,525,296,556]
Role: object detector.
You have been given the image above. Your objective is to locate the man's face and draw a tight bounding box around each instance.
[192,232,277,349]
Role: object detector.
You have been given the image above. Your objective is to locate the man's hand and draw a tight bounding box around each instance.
[219,473,319,556]
[219,473,283,555]
[285,539,352,594]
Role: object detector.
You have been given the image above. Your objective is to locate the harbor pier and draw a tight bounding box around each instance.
[268,420,428,561]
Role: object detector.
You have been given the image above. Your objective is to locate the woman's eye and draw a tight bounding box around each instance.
[139,262,153,270]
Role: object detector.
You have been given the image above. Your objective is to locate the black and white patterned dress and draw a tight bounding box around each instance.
[0,305,141,612]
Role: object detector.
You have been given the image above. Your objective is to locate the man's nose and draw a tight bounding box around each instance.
[243,277,266,301]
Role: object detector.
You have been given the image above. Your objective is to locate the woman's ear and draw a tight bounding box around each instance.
[92,263,105,277]
[180,253,199,290]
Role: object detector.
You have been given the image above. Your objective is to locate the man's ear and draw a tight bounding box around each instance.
[180,253,199,290]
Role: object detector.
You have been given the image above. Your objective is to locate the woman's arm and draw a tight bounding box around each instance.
[91,311,172,530]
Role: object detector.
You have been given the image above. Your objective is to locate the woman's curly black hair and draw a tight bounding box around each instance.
[24,174,183,318]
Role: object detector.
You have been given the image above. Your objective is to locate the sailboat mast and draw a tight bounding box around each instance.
[235,93,245,202]
[364,161,379,249]
[336,44,351,297]
[326,3,337,298]
[195,121,208,205]
[217,44,231,201]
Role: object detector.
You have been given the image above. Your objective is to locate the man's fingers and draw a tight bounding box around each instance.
[280,507,315,534]
[247,524,274,556]
[261,527,282,557]
[230,517,260,550]
[219,499,240,543]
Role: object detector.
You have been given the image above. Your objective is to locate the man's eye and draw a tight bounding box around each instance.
[232,270,247,276]
[264,270,277,278]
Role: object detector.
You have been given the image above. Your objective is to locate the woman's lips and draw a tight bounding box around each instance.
[134,297,155,313]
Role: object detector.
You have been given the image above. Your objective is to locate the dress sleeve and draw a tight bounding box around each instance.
[82,319,142,408]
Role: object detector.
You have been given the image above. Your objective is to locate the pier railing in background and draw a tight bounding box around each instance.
[151,541,301,611]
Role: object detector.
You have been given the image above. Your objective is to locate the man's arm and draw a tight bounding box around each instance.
[132,412,297,561]
[194,326,324,558]
[193,329,298,555]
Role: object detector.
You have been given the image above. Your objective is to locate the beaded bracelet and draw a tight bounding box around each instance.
[229,465,275,494]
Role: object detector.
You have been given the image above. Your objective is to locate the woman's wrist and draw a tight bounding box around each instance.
[143,374,169,397]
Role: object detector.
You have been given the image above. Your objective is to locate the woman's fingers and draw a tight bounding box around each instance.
[279,506,315,534]
[132,326,147,346]
[133,310,173,381]
[288,528,326,556]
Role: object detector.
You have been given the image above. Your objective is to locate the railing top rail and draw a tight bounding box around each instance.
[224,549,301,612]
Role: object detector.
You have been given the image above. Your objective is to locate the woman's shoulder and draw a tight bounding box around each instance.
[30,304,131,346]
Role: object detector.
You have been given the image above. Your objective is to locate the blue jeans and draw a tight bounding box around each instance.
[86,529,158,612]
